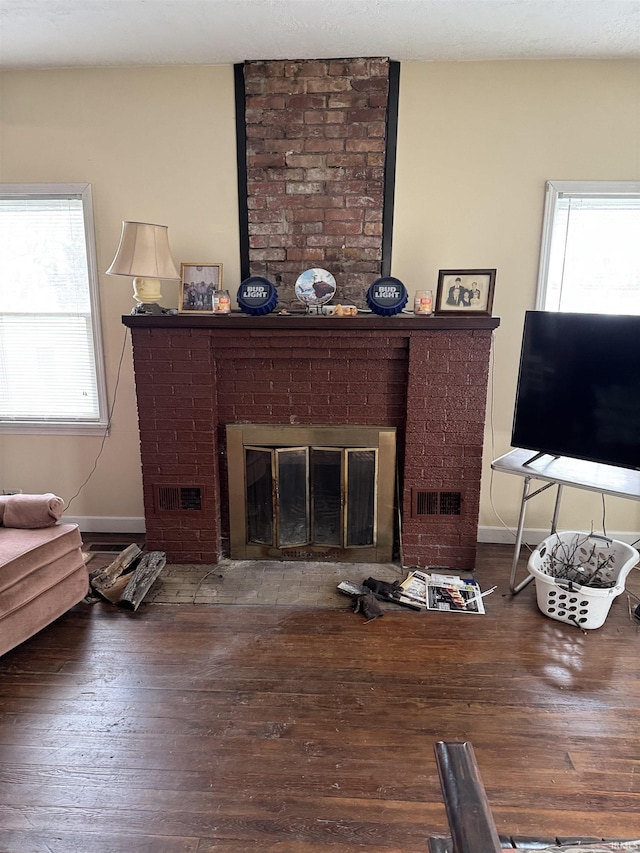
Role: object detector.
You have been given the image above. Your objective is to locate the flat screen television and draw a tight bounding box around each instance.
[511,311,640,471]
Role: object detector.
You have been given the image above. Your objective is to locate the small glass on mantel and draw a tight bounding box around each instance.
[213,290,231,314]
[414,290,433,315]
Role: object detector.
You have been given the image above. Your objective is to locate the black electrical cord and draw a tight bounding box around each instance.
[64,327,128,512]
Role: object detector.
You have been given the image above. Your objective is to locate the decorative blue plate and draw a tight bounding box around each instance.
[366,277,408,316]
[237,276,278,315]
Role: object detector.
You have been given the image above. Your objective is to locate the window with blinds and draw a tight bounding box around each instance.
[0,183,108,433]
[537,180,640,314]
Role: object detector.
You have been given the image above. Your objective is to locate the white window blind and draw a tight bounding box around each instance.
[537,180,640,314]
[0,184,108,432]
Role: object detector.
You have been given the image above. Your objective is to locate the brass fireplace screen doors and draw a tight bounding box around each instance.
[246,446,375,548]
[226,425,396,562]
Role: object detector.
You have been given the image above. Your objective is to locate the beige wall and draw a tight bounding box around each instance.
[394,60,640,540]
[1,60,639,538]
[0,66,240,528]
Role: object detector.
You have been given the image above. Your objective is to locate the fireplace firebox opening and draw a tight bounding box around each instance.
[226,425,396,562]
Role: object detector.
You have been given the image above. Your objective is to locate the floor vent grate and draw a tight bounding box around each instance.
[87,543,133,553]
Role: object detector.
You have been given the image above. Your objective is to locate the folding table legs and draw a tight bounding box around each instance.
[509,476,564,594]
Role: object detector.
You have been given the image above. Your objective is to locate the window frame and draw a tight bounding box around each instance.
[536,179,640,312]
[0,182,109,435]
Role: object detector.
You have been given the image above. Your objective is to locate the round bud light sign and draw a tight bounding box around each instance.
[237,276,278,315]
[365,277,408,316]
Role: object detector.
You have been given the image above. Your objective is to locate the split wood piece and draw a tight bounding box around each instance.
[96,569,138,604]
[118,551,167,611]
[89,544,143,602]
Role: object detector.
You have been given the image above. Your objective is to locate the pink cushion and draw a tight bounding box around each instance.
[0,523,88,656]
[0,493,65,529]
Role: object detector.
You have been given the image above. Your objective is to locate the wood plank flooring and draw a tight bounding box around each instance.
[1,543,639,851]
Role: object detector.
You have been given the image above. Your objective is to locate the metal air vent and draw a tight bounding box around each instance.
[412,490,463,517]
[156,486,203,512]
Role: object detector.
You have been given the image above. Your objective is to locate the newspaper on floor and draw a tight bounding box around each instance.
[401,570,486,614]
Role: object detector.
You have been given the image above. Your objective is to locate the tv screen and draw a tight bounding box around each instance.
[511,311,640,471]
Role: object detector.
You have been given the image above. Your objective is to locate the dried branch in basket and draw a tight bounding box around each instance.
[541,533,617,588]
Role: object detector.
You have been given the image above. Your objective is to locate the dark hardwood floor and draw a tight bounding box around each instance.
[1,543,639,852]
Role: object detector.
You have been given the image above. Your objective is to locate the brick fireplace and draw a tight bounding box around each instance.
[122,313,499,570]
[122,57,498,569]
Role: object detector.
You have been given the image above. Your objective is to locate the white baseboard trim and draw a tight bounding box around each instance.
[478,525,639,547]
[61,516,146,534]
[478,525,546,546]
[58,518,637,546]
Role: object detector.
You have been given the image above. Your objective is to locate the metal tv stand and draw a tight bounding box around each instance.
[491,448,640,594]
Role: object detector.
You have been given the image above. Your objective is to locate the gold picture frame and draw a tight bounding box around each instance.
[179,263,223,314]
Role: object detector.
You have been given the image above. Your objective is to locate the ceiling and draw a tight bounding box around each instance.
[1,0,639,70]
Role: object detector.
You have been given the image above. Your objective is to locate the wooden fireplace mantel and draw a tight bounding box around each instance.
[122,312,501,332]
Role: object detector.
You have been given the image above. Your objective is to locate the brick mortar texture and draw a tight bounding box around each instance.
[130,325,493,568]
[244,58,390,310]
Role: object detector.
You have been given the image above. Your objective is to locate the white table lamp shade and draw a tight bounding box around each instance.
[106,221,180,309]
[106,221,180,280]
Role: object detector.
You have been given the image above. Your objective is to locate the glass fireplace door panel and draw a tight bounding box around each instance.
[345,449,377,547]
[245,447,274,545]
[311,448,342,546]
[276,447,310,547]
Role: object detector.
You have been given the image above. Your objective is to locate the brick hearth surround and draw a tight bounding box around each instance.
[123,314,499,569]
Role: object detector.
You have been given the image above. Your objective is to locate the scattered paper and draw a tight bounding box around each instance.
[402,570,487,614]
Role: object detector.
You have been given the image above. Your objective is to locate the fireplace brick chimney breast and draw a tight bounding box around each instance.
[243,58,391,309]
[125,316,498,569]
[122,58,498,569]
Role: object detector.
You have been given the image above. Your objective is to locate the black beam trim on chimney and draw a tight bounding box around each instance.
[381,60,400,278]
[234,62,250,282]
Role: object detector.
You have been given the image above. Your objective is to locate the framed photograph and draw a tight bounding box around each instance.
[435,269,496,316]
[179,263,223,314]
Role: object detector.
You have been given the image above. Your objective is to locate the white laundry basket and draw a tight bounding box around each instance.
[528,531,639,629]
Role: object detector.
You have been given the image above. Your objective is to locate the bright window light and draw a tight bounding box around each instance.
[0,184,108,433]
[537,180,640,314]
